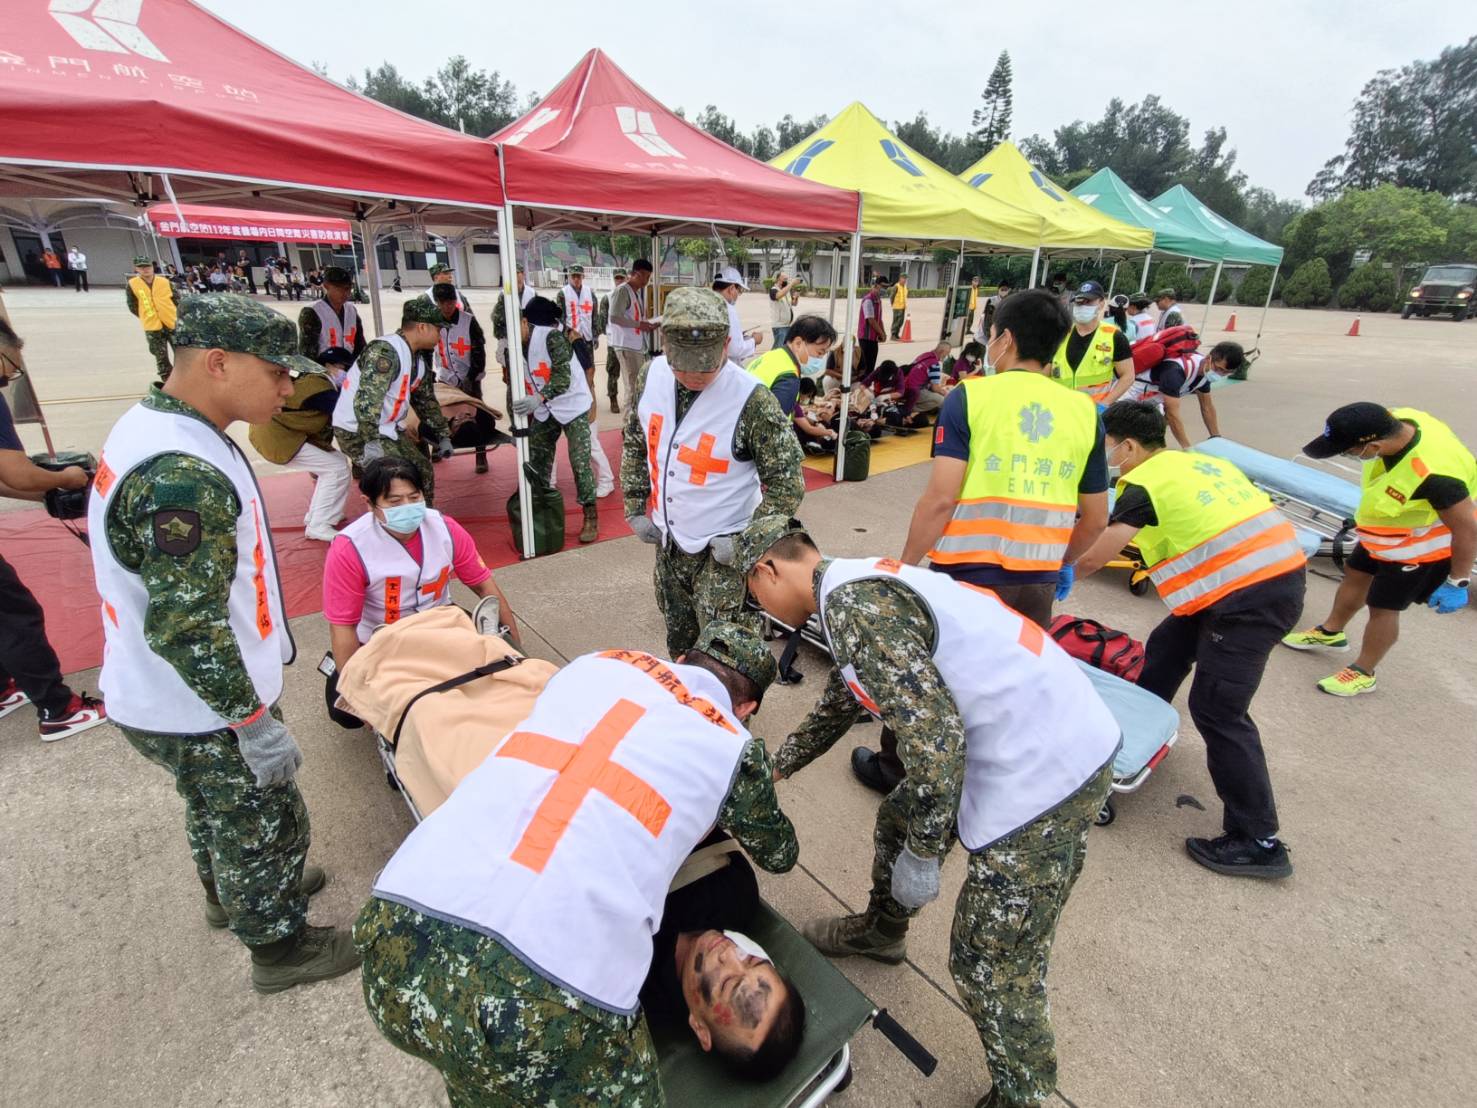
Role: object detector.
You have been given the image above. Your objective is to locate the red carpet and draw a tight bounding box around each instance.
[4,427,836,676]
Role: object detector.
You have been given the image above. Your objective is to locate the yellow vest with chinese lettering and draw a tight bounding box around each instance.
[1354,408,1476,564]
[129,275,177,331]
[892,284,907,309]
[928,371,1097,573]
[1123,450,1305,615]
[1053,321,1118,403]
[746,347,800,391]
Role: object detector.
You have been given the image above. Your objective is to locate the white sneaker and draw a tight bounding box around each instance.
[595,476,616,498]
[304,526,340,542]
[0,680,30,720]
[471,595,502,637]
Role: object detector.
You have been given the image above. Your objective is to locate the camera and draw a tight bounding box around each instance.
[31,450,96,521]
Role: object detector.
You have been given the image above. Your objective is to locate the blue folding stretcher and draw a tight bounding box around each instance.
[1075,661,1181,827]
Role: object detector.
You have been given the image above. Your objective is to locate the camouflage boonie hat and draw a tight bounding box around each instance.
[734,515,811,577]
[321,265,352,285]
[693,620,778,701]
[568,264,584,276]
[171,293,317,374]
[133,256,154,266]
[1156,287,1177,299]
[402,297,443,326]
[613,267,628,279]
[662,287,730,374]
[428,262,452,277]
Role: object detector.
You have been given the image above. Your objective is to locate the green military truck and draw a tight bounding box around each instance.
[1402,263,1476,320]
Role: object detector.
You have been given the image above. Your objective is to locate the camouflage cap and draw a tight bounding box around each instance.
[568,264,584,276]
[613,267,628,278]
[133,256,154,266]
[401,297,443,326]
[1156,287,1177,299]
[321,265,352,285]
[692,619,778,701]
[662,287,730,374]
[171,293,318,374]
[428,262,452,277]
[734,515,811,577]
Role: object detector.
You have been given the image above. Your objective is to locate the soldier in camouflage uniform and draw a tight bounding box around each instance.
[89,294,361,994]
[621,288,805,658]
[332,297,452,504]
[599,267,626,413]
[355,622,795,1107]
[739,518,1118,1108]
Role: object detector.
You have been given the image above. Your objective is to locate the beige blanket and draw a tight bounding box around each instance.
[336,606,557,815]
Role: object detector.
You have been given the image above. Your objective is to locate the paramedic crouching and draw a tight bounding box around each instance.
[354,623,801,1105]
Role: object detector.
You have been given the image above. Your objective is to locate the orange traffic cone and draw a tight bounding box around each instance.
[1224,313,1237,331]
[900,318,913,342]
[1347,317,1361,337]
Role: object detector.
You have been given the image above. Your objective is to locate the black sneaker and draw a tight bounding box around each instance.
[850,746,903,795]
[1185,833,1292,879]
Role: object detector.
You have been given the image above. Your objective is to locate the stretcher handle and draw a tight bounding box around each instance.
[872,1008,937,1076]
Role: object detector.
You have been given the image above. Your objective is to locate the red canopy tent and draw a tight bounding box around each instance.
[146,203,351,244]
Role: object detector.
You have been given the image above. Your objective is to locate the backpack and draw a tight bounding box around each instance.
[1048,615,1146,682]
[1130,324,1199,374]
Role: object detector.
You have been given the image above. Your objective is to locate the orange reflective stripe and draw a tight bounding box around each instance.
[1170,550,1308,615]
[929,548,1063,573]
[387,372,412,423]
[93,456,115,498]
[597,649,739,733]
[250,501,272,640]
[419,565,451,600]
[676,432,731,485]
[954,494,1070,511]
[1412,457,1430,478]
[1153,523,1298,597]
[645,413,664,513]
[846,679,881,715]
[384,577,402,623]
[498,698,670,874]
[939,517,1074,545]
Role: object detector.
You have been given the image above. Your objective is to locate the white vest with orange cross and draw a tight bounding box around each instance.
[332,334,421,440]
[339,508,456,643]
[88,403,294,732]
[562,282,595,341]
[372,649,751,1013]
[635,356,762,554]
[310,299,359,354]
[434,308,476,389]
[522,324,590,425]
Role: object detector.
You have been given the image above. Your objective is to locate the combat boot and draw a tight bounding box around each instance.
[249,925,361,995]
[579,504,600,544]
[205,865,326,929]
[803,911,908,965]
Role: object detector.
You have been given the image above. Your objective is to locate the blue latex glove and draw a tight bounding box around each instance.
[1055,562,1075,602]
[890,845,941,910]
[1427,582,1469,614]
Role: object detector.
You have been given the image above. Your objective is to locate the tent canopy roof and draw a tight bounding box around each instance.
[0,0,503,224]
[960,144,1153,253]
[490,50,859,238]
[770,102,1044,250]
[1151,185,1284,267]
[1071,169,1223,261]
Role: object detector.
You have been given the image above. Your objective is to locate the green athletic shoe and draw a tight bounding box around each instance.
[250,925,361,995]
[205,864,326,929]
[802,912,908,965]
[1317,666,1377,697]
[1281,626,1350,653]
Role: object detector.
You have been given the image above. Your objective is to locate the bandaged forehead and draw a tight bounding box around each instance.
[723,930,772,964]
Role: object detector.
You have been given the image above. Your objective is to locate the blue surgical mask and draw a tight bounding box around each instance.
[1072,304,1100,325]
[380,501,426,535]
[804,354,828,377]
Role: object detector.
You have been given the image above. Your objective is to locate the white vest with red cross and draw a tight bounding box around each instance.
[88,403,295,733]
[332,334,422,440]
[434,308,477,389]
[339,508,456,643]
[818,558,1120,850]
[562,282,595,341]
[1128,351,1208,405]
[372,649,751,1014]
[523,325,590,425]
[310,299,359,354]
[636,356,762,554]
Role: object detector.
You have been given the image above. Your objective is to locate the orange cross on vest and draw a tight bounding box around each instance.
[328,327,339,347]
[496,698,671,874]
[450,336,472,359]
[676,433,730,486]
[419,565,451,601]
[532,361,551,386]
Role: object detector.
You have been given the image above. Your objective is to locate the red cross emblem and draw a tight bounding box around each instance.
[419,565,451,601]
[328,327,339,347]
[676,433,730,486]
[450,336,472,359]
[496,699,670,874]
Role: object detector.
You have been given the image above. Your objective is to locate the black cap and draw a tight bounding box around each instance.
[1302,402,1399,459]
[316,345,354,368]
[1072,281,1106,302]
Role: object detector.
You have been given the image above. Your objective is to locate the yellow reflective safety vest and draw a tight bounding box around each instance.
[929,371,1098,573]
[1354,408,1477,565]
[129,274,177,332]
[1053,321,1119,404]
[747,347,800,391]
[1122,450,1306,615]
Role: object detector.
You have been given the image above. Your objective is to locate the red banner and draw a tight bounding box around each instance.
[146,203,351,244]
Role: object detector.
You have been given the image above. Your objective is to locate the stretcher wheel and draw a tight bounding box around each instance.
[1129,574,1151,597]
[1094,797,1116,826]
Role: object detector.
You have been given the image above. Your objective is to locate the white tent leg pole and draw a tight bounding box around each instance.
[167,237,183,273]
[1200,261,1223,333]
[827,246,840,323]
[363,225,385,337]
[498,202,538,559]
[1027,246,1041,288]
[650,232,661,355]
[1106,261,1119,298]
[1255,264,1281,346]
[1138,253,1152,293]
[834,228,862,482]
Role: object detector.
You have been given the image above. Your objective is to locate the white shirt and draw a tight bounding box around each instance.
[67,250,87,270]
[726,300,756,362]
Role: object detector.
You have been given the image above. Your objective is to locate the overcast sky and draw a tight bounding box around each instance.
[202,0,1471,200]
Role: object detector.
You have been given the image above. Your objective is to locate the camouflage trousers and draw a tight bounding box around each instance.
[333,429,437,505]
[527,415,595,507]
[120,719,309,947]
[146,326,174,382]
[355,897,664,1108]
[654,541,759,659]
[605,344,621,401]
[867,760,1113,1108]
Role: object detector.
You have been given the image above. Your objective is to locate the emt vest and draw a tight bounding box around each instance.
[636,356,762,554]
[332,334,421,440]
[747,347,800,392]
[309,300,359,354]
[435,309,476,389]
[607,282,646,352]
[88,403,294,732]
[1123,450,1306,615]
[818,558,1120,850]
[929,371,1098,573]
[372,650,751,1014]
[523,325,590,425]
[1053,321,1120,404]
[129,275,176,331]
[1355,408,1477,565]
[340,508,456,643]
[562,283,595,341]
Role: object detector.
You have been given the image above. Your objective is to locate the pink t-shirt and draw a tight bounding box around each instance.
[323,514,493,626]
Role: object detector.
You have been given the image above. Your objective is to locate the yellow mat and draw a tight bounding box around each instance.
[803,428,936,476]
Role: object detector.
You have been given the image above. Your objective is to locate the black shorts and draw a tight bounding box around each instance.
[1347,543,1450,611]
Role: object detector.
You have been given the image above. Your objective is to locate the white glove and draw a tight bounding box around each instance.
[627,514,661,544]
[233,711,302,788]
[709,534,736,566]
[890,845,941,910]
[511,394,540,418]
[360,440,386,464]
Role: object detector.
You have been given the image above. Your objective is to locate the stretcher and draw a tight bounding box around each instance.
[337,608,938,1105]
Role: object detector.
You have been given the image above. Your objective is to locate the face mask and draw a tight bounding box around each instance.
[982,335,1005,373]
[1072,304,1099,325]
[722,930,772,965]
[380,501,426,535]
[804,354,828,377]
